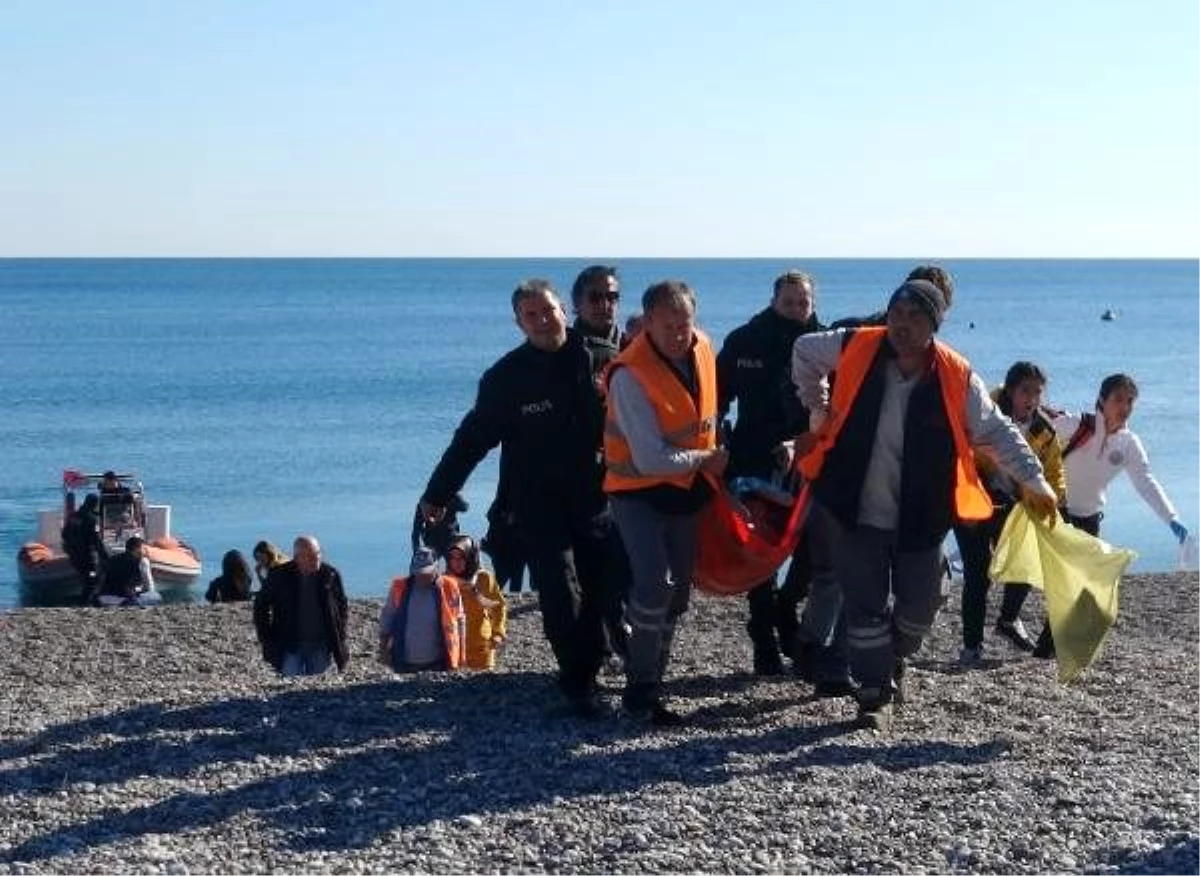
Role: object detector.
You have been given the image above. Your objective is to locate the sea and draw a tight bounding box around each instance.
[1,258,1196,609]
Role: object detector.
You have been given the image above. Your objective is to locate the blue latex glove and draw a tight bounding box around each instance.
[1169,520,1188,544]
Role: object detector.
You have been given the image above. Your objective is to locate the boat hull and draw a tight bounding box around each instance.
[17,544,203,590]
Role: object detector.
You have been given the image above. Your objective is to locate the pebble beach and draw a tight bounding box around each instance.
[1,572,1196,875]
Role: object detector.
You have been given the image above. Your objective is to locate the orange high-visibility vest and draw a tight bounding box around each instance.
[602,332,718,493]
[800,327,992,522]
[384,575,467,669]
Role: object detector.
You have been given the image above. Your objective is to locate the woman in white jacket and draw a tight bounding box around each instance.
[1040,373,1190,659]
[1052,373,1188,543]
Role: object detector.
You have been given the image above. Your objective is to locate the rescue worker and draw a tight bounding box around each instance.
[604,279,728,726]
[717,268,822,675]
[791,279,1058,730]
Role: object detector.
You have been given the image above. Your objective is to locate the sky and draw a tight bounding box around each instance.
[1,1,1196,257]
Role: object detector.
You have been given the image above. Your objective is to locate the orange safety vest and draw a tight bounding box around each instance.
[800,328,992,522]
[385,574,466,669]
[603,331,719,493]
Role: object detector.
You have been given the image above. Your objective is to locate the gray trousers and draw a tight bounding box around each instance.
[796,503,849,682]
[610,495,699,696]
[824,511,944,692]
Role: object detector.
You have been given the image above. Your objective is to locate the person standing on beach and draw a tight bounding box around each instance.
[1034,373,1192,658]
[604,280,728,726]
[253,535,349,677]
[955,361,1066,665]
[570,263,633,670]
[419,279,625,718]
[791,279,1058,730]
[717,268,822,676]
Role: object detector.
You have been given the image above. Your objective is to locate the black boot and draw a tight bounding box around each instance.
[1031,624,1056,659]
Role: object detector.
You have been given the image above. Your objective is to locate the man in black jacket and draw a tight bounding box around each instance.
[253,535,349,677]
[717,269,822,675]
[570,264,632,667]
[571,264,625,369]
[420,279,624,717]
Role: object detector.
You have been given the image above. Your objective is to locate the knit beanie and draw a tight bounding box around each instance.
[887,279,947,330]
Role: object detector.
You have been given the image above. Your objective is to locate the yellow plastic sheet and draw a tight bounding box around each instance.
[989,506,1137,683]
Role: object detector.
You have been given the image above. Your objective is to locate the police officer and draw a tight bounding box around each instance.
[420,279,624,718]
[716,269,822,675]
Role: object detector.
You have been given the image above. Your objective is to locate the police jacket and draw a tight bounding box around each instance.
[423,330,608,526]
[717,307,822,478]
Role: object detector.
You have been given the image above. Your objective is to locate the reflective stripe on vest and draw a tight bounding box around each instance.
[799,328,992,522]
[603,331,718,493]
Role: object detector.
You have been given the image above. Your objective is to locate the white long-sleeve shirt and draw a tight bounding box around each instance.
[1051,412,1178,522]
[792,329,1052,529]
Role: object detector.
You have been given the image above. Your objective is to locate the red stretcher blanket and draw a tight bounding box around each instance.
[693,473,812,596]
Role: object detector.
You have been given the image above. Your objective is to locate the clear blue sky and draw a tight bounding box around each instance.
[1,0,1196,257]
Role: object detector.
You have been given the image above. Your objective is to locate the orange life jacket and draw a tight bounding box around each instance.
[800,327,992,523]
[602,331,719,493]
[384,574,466,669]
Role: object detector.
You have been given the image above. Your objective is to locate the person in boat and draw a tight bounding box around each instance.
[378,546,466,673]
[98,470,138,529]
[97,536,155,605]
[251,540,289,587]
[62,493,108,602]
[444,534,508,670]
[206,549,254,603]
[716,268,822,677]
[1036,373,1191,658]
[791,279,1058,731]
[419,278,626,719]
[605,279,728,727]
[253,535,349,677]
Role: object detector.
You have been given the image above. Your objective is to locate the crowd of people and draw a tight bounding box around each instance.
[167,264,1190,733]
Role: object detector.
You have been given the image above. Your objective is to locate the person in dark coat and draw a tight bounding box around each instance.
[570,263,633,667]
[420,279,625,718]
[62,493,107,602]
[206,549,254,603]
[716,269,822,675]
[253,535,349,676]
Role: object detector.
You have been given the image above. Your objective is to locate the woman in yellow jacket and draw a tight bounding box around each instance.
[445,535,508,670]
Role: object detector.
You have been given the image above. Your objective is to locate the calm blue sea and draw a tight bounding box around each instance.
[1,258,1196,609]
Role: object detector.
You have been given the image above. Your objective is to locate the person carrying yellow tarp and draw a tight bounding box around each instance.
[989,505,1137,683]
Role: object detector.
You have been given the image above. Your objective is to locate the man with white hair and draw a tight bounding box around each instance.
[253,534,349,677]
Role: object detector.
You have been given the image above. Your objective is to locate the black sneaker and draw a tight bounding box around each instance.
[813,678,856,699]
[854,689,894,732]
[995,618,1036,652]
[1031,626,1056,660]
[622,697,686,728]
[753,649,785,677]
